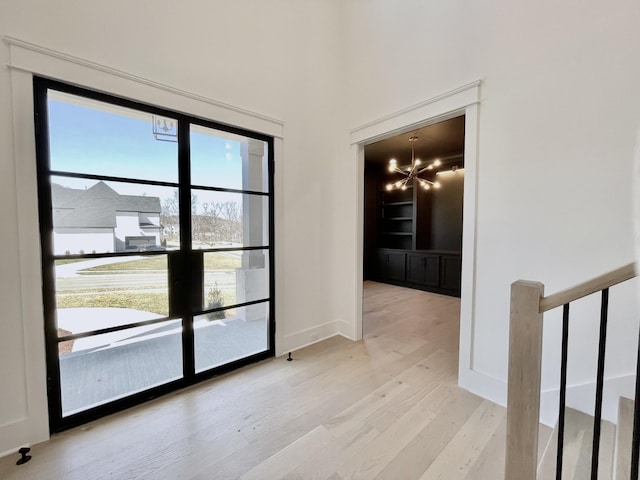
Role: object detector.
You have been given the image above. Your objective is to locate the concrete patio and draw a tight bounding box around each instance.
[59,309,268,415]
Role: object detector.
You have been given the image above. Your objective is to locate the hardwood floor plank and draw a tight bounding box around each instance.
[464,414,507,480]
[324,349,453,439]
[418,400,505,479]
[335,383,457,479]
[365,359,456,435]
[240,426,333,480]
[0,282,517,480]
[373,385,483,480]
[288,426,380,480]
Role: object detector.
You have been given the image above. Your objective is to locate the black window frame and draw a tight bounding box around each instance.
[33,76,276,432]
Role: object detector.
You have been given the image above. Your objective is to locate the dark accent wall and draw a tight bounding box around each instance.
[430,171,464,251]
[364,165,464,254]
[363,163,381,280]
[363,160,464,292]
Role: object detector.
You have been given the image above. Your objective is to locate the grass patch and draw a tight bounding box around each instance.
[81,256,167,272]
[204,253,241,270]
[57,292,169,316]
[81,253,241,273]
[58,286,160,294]
[56,289,238,317]
[56,259,87,266]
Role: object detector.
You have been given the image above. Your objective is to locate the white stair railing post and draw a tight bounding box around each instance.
[505,280,545,480]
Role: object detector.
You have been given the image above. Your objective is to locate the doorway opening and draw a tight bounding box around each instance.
[363,116,465,293]
[34,77,275,431]
[361,116,465,354]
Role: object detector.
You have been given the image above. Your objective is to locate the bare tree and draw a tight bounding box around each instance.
[221,201,242,243]
[161,190,180,244]
[161,191,201,245]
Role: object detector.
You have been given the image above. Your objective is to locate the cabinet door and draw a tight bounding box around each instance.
[424,254,440,287]
[440,255,461,292]
[406,253,439,286]
[406,254,425,284]
[376,250,406,282]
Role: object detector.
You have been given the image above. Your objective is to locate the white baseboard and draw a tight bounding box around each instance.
[0,443,31,460]
[277,320,346,356]
[459,366,636,428]
[336,319,355,340]
[541,373,636,426]
[458,366,508,409]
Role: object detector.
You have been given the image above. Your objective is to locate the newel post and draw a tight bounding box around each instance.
[505,280,545,480]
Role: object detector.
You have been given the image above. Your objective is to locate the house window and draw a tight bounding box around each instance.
[34,77,275,431]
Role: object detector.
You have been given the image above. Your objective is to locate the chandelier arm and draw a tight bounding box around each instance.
[387,171,410,189]
[386,135,444,191]
[416,176,435,185]
[416,166,435,175]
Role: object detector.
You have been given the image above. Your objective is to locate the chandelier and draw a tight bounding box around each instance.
[152,115,178,143]
[386,136,442,191]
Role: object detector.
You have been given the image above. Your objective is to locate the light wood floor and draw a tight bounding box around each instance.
[0,282,512,479]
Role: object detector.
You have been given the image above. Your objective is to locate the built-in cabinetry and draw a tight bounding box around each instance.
[380,187,414,250]
[364,160,464,297]
[375,249,461,296]
[379,183,431,251]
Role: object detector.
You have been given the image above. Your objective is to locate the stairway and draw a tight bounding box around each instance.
[537,398,635,480]
[613,397,634,480]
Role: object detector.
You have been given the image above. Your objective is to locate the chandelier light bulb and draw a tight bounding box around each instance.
[385,134,446,194]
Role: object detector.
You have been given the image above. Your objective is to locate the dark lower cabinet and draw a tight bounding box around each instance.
[406,253,439,287]
[375,249,461,296]
[375,250,406,282]
[440,255,462,291]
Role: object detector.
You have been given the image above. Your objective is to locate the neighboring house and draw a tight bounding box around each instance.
[51,181,162,254]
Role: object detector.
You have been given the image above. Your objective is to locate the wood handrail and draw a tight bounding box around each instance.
[506,281,545,480]
[540,263,636,313]
[506,262,637,479]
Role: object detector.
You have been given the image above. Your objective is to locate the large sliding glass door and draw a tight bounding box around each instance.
[34,78,274,431]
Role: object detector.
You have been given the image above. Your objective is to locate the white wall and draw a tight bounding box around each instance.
[54,228,114,255]
[143,213,160,227]
[115,211,143,246]
[339,0,640,419]
[2,0,640,456]
[0,0,345,454]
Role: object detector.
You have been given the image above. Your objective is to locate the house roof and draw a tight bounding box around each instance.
[52,181,161,228]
